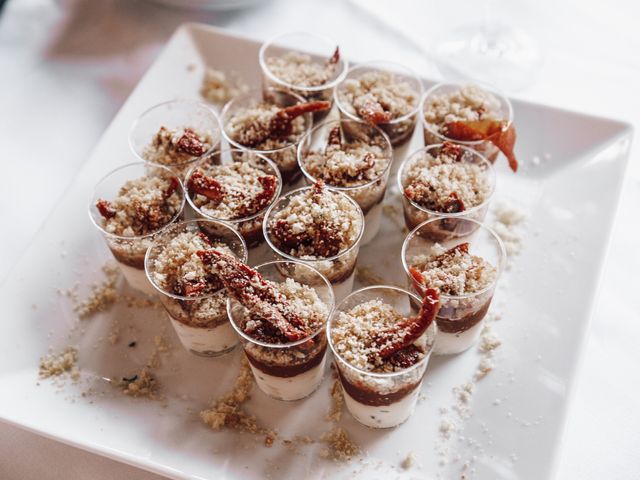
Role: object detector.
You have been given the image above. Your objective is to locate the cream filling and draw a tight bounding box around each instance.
[433,318,485,355]
[169,316,238,356]
[248,354,327,401]
[342,385,420,429]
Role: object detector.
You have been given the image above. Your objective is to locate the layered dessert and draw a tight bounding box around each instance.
[202,251,332,401]
[336,66,420,147]
[222,90,329,184]
[145,223,247,356]
[330,290,439,428]
[265,182,364,301]
[408,242,497,355]
[399,142,493,235]
[92,168,184,295]
[299,121,392,245]
[422,83,518,171]
[186,159,280,247]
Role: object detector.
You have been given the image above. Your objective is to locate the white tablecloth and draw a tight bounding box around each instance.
[1,0,638,478]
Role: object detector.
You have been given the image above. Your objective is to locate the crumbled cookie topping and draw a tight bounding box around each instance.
[200,68,249,105]
[227,102,305,150]
[144,126,214,166]
[266,51,338,87]
[268,183,362,258]
[188,161,278,220]
[96,174,182,237]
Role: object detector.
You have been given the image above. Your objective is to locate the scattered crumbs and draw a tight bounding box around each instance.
[154,335,171,354]
[121,368,159,399]
[355,266,385,287]
[39,346,79,380]
[320,427,360,461]
[74,262,120,318]
[186,63,196,72]
[479,328,502,353]
[490,200,527,265]
[108,321,120,345]
[439,419,456,439]
[401,451,415,470]
[200,67,249,105]
[326,380,344,422]
[475,356,494,380]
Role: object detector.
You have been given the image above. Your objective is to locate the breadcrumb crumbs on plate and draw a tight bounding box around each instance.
[74,262,120,319]
[326,379,344,422]
[38,347,79,380]
[200,68,249,105]
[320,427,360,461]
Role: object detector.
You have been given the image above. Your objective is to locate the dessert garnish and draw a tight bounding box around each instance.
[357,95,393,126]
[146,126,212,164]
[197,249,310,342]
[317,126,376,183]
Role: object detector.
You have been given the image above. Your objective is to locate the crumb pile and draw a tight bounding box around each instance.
[266,51,337,87]
[200,68,249,104]
[39,347,79,380]
[144,126,214,166]
[320,427,360,461]
[74,262,120,319]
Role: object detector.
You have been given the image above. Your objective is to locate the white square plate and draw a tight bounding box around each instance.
[0,24,632,480]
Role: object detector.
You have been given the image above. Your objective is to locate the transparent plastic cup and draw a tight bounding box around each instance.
[334,61,423,148]
[184,148,282,249]
[145,219,248,357]
[129,99,221,178]
[227,260,334,401]
[397,143,495,237]
[420,81,513,163]
[220,87,314,186]
[263,186,364,302]
[88,162,185,296]
[328,285,437,428]
[401,218,506,355]
[297,119,393,245]
[259,31,348,122]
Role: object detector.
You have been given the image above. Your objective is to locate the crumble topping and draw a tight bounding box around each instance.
[200,68,249,105]
[268,183,362,258]
[188,161,279,220]
[403,145,491,212]
[413,243,496,296]
[265,51,337,87]
[39,346,79,379]
[338,71,418,122]
[96,174,182,237]
[143,126,215,166]
[330,299,428,373]
[227,102,305,150]
[424,84,503,134]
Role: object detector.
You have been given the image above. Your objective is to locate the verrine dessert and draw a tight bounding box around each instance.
[259,32,348,118]
[201,252,334,401]
[398,142,495,236]
[298,119,393,245]
[402,218,506,355]
[421,82,518,171]
[329,286,439,428]
[145,220,248,356]
[89,162,185,295]
[129,100,221,177]
[335,61,423,147]
[185,149,282,249]
[264,182,364,302]
[220,88,329,185]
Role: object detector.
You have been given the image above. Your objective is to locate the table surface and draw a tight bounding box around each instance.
[1,0,638,479]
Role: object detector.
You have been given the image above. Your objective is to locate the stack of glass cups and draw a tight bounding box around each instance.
[227,260,334,401]
[401,218,506,355]
[328,286,437,428]
[297,119,393,245]
[145,219,248,357]
[88,162,185,296]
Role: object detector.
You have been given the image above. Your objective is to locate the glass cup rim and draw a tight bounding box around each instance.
[88,161,186,241]
[226,259,335,349]
[184,148,283,225]
[327,284,437,378]
[262,185,365,263]
[220,87,313,154]
[258,31,349,93]
[400,217,507,300]
[296,118,394,193]
[420,80,514,146]
[144,218,248,301]
[397,142,496,218]
[334,60,424,126]
[128,98,221,168]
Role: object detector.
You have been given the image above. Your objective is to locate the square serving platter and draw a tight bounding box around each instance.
[0,24,633,480]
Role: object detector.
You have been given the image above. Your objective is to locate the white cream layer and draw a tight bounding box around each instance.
[170,316,238,356]
[434,318,485,355]
[248,354,327,401]
[343,385,420,429]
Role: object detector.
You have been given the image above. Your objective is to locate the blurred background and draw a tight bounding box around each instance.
[0,0,638,478]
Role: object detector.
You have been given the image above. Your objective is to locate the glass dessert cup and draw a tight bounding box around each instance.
[420,81,513,163]
[145,219,248,357]
[263,186,365,303]
[328,286,437,429]
[334,61,423,148]
[129,99,221,178]
[397,143,495,237]
[220,87,314,187]
[259,31,348,122]
[297,119,393,246]
[88,162,185,296]
[401,218,506,355]
[184,148,282,249]
[227,260,334,401]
